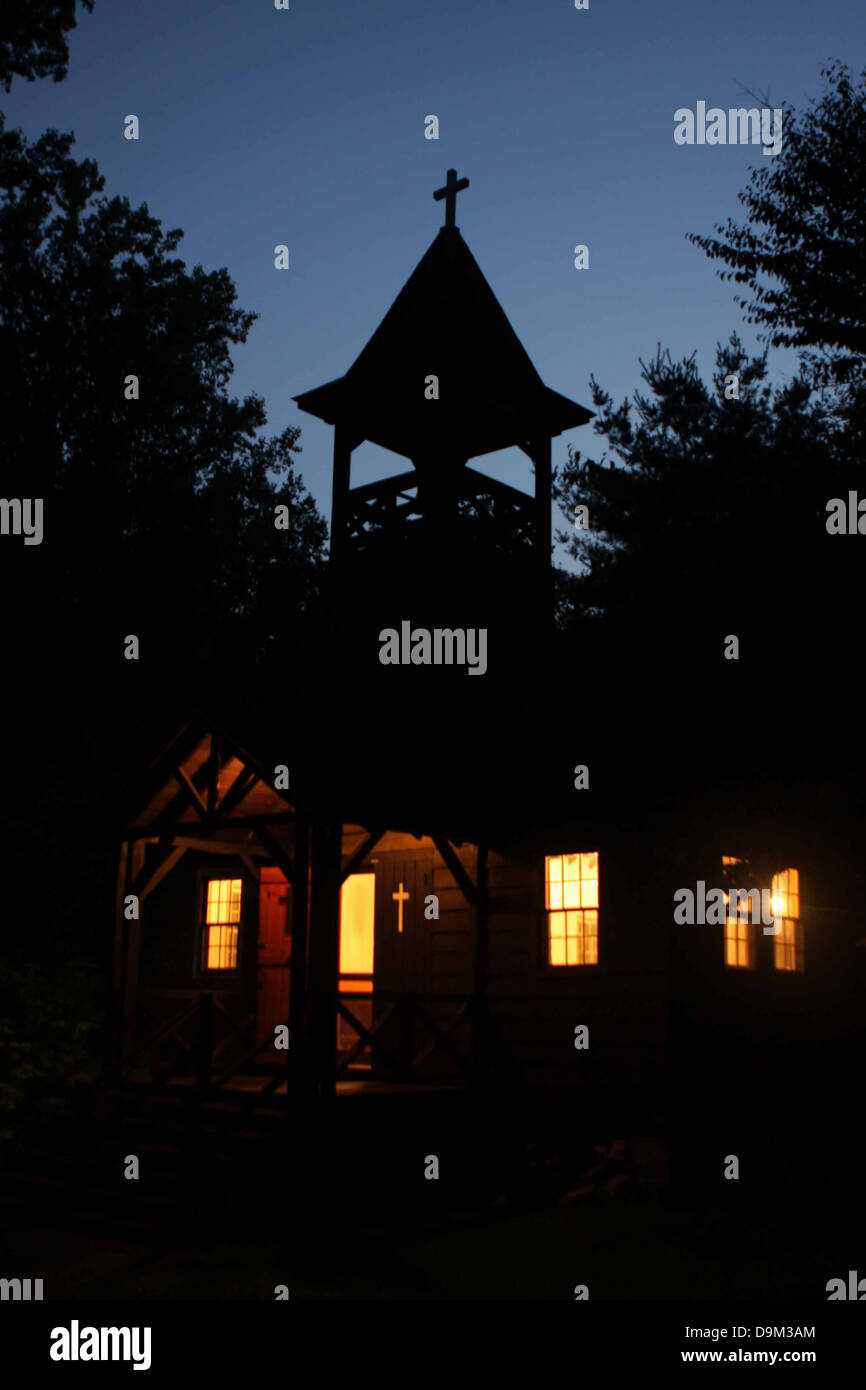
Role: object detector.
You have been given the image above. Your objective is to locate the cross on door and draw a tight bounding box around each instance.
[392,881,409,934]
[433,168,469,228]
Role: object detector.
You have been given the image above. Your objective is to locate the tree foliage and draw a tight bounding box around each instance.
[553,336,859,667]
[0,0,94,92]
[688,62,866,404]
[555,63,866,673]
[0,115,327,684]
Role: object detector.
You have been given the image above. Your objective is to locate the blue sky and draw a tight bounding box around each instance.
[5,0,864,556]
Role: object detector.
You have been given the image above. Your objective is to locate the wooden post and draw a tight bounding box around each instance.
[288,814,310,1097]
[533,435,552,559]
[111,839,131,1075]
[472,843,490,1083]
[532,435,553,627]
[307,821,343,1101]
[196,992,213,1090]
[330,426,354,565]
[121,840,146,1059]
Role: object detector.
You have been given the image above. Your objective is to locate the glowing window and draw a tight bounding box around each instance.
[545,853,598,965]
[204,878,241,970]
[724,899,754,968]
[721,855,753,968]
[771,868,803,972]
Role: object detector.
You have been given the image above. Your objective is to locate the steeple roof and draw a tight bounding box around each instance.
[294,227,592,461]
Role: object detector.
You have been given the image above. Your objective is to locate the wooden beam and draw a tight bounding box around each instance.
[131,834,176,898]
[251,823,294,886]
[123,722,206,826]
[432,835,477,905]
[207,734,220,816]
[340,827,385,882]
[289,816,310,1097]
[173,765,207,819]
[216,764,260,819]
[307,822,343,1100]
[129,812,296,839]
[142,834,266,857]
[140,845,187,902]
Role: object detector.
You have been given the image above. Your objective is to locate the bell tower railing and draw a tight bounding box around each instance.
[343,466,537,558]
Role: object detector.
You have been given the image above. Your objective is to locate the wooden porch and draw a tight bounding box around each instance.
[113,719,497,1105]
[107,985,496,1110]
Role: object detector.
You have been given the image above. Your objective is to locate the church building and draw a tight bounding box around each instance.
[111,172,856,1156]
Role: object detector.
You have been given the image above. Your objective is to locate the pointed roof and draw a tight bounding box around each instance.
[294,228,592,461]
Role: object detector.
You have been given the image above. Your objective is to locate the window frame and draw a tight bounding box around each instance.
[723,901,756,969]
[542,850,600,970]
[195,869,245,980]
[771,868,804,973]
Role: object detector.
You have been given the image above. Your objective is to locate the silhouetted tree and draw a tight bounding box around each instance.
[0,0,93,92]
[0,115,327,685]
[689,61,866,439]
[553,335,859,670]
[556,63,866,678]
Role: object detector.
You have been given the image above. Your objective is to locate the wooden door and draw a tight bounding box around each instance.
[374,852,433,995]
[371,852,433,1076]
[256,866,291,1040]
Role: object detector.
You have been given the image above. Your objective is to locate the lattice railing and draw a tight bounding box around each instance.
[344,468,536,555]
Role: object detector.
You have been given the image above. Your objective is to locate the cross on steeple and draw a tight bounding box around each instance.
[433,168,469,228]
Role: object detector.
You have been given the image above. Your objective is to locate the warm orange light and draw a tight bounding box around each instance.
[206,878,241,926]
[771,869,802,971]
[204,879,242,969]
[771,868,799,920]
[724,909,752,968]
[339,873,375,976]
[546,854,599,965]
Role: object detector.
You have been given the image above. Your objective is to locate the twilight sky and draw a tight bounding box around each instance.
[5,0,864,557]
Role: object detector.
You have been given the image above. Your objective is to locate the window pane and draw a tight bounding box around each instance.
[550,937,566,966]
[207,924,238,970]
[581,851,598,883]
[771,867,799,922]
[563,853,580,882]
[206,878,242,925]
[563,880,581,908]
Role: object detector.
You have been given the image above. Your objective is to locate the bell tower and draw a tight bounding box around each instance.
[294,170,592,682]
